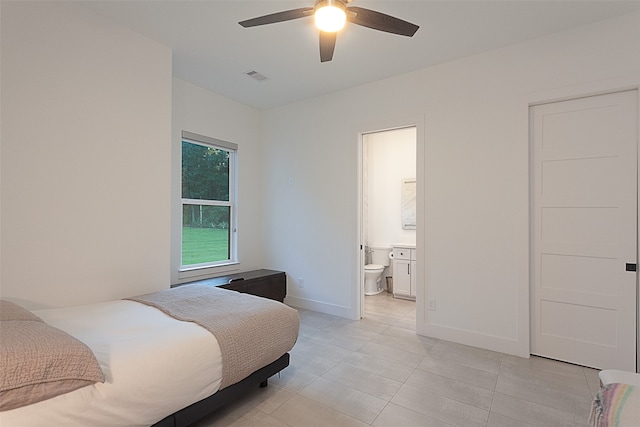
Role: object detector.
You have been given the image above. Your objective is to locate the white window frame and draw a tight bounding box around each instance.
[180,131,238,271]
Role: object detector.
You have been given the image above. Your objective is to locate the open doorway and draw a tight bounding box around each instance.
[359,126,417,326]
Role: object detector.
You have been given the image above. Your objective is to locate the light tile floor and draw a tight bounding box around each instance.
[193,292,600,426]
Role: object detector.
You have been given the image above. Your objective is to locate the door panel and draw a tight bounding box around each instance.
[531,90,638,371]
[542,157,618,205]
[540,301,617,346]
[540,254,618,296]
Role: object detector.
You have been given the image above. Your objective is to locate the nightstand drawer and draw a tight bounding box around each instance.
[174,269,286,302]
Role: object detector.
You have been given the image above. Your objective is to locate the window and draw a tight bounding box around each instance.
[181,131,237,269]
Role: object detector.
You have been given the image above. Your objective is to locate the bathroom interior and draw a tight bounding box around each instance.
[362,126,417,321]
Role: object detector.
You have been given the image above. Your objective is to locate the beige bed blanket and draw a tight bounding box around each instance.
[127,285,299,389]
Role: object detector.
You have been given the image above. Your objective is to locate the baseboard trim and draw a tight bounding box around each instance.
[284,295,354,319]
[418,323,527,358]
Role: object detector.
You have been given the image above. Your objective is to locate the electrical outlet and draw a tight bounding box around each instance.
[297,278,304,288]
[427,299,437,311]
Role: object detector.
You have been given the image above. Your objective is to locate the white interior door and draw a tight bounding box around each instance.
[531,90,638,371]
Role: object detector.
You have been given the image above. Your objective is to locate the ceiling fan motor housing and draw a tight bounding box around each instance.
[314,0,347,33]
[314,0,347,11]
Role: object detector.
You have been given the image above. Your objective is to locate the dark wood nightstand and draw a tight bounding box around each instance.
[173,269,287,302]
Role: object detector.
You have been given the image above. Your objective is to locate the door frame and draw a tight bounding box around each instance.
[525,77,640,371]
[355,115,425,322]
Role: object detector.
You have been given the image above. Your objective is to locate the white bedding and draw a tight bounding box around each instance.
[0,300,223,427]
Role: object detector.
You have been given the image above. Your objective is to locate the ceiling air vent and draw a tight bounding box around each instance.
[245,70,268,81]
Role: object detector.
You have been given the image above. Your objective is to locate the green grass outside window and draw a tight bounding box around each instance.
[182,227,229,265]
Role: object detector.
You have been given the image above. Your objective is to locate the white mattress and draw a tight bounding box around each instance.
[0,300,223,426]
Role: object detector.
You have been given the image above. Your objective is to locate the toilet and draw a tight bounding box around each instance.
[364,247,391,295]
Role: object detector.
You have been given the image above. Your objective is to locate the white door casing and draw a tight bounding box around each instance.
[531,90,638,371]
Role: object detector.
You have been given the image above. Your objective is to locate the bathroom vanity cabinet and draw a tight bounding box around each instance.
[393,246,416,300]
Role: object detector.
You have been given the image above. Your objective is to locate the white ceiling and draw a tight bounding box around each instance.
[82,0,640,110]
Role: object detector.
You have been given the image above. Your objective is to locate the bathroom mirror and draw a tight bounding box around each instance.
[401,178,416,230]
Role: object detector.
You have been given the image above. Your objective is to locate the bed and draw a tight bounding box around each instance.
[0,284,300,426]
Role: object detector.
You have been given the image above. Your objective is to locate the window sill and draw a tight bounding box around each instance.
[177,262,240,283]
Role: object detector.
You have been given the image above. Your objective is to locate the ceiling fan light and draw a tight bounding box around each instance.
[314,4,346,32]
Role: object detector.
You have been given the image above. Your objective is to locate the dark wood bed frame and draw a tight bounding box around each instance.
[152,352,290,427]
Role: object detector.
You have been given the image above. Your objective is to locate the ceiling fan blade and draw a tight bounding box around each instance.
[319,31,337,63]
[346,6,419,37]
[239,7,313,28]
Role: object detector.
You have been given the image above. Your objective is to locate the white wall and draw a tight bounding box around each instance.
[262,12,640,355]
[1,1,638,359]
[171,78,265,284]
[0,0,3,299]
[0,2,172,308]
[365,127,416,249]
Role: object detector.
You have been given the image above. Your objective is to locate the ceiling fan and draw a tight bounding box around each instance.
[238,0,419,63]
